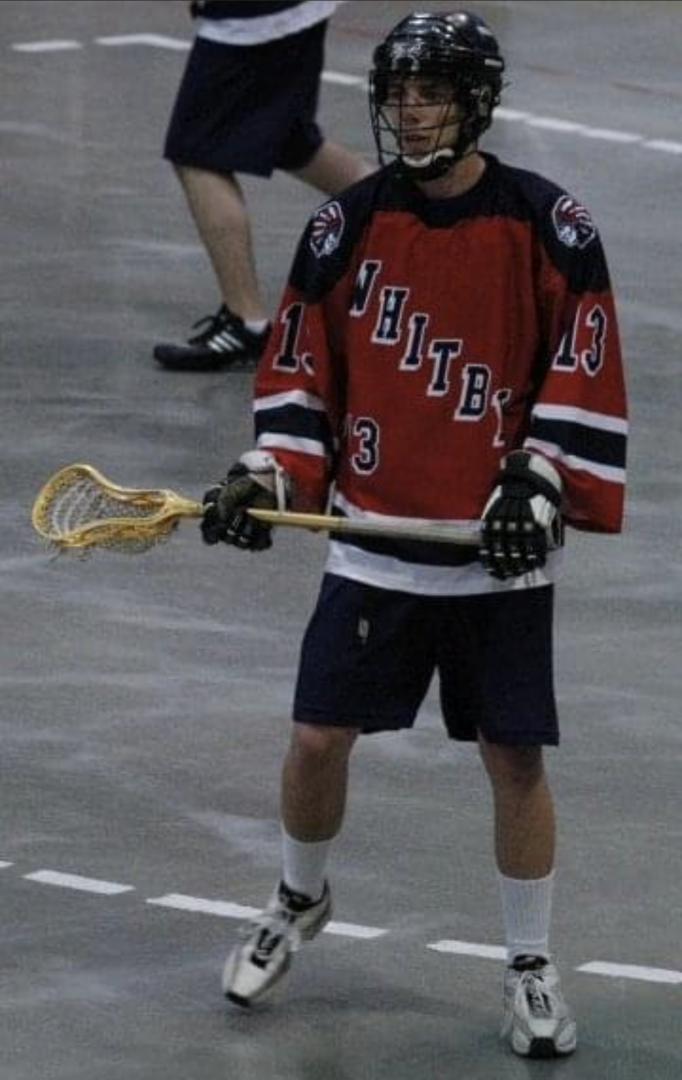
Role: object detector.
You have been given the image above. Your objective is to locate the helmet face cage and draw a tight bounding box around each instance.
[369,11,504,180]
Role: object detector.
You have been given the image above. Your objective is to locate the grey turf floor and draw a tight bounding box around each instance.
[1,2,681,1077]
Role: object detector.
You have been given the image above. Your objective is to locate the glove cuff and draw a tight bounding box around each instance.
[238,450,291,511]
[502,450,562,507]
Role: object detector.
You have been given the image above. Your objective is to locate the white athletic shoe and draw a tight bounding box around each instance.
[501,956,577,1058]
[222,881,332,1007]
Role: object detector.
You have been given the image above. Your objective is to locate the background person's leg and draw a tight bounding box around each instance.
[177,166,268,324]
[291,138,374,195]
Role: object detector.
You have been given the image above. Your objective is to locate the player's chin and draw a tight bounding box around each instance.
[401,138,433,155]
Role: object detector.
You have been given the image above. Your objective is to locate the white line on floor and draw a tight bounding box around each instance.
[325,920,386,940]
[12,40,83,52]
[645,139,682,155]
[323,71,365,87]
[320,77,682,155]
[10,864,682,984]
[577,962,682,985]
[24,870,134,895]
[5,38,681,157]
[95,34,190,50]
[428,940,507,960]
[147,894,260,919]
[322,79,682,156]
[146,892,386,939]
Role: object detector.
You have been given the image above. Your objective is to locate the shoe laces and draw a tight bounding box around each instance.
[188,305,235,345]
[241,906,303,960]
[517,968,557,1018]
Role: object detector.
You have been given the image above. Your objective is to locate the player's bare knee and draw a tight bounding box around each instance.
[288,723,359,768]
[479,740,545,792]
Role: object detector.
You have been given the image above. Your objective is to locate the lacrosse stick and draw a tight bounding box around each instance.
[247,508,481,546]
[31,463,203,554]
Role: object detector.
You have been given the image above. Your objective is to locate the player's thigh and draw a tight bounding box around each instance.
[293,574,437,731]
[438,586,558,745]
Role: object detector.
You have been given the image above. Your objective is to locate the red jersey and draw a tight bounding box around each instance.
[253,154,628,595]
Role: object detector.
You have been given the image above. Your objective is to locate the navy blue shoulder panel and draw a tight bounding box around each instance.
[288,168,395,301]
[288,156,611,302]
[392,155,612,293]
[485,157,612,293]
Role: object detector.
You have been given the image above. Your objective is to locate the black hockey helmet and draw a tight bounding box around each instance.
[369,11,505,179]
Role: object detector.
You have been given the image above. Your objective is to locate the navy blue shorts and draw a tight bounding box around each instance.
[293,575,559,746]
[163,23,327,177]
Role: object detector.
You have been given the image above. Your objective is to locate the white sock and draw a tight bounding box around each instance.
[498,870,554,965]
[244,317,269,334]
[281,826,332,901]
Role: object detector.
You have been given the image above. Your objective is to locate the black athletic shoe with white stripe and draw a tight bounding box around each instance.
[153,305,270,371]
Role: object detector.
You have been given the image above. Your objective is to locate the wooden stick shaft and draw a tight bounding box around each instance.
[248,509,480,546]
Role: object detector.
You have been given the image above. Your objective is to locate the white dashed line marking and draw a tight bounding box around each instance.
[322,71,365,87]
[645,138,682,154]
[24,870,134,895]
[494,106,681,152]
[5,39,681,158]
[146,893,386,939]
[324,920,387,940]
[5,863,679,984]
[428,940,507,961]
[147,894,260,919]
[12,40,83,52]
[578,962,682,985]
[95,34,190,50]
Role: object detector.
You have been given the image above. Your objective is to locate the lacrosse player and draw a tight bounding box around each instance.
[201,9,628,1058]
[153,0,371,371]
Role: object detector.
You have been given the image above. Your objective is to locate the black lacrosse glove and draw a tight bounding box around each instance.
[480,451,563,580]
[201,451,290,552]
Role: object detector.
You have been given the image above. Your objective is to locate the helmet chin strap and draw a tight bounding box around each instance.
[402,146,455,179]
[399,139,475,182]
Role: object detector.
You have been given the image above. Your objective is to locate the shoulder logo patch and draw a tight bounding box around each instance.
[551,195,597,249]
[309,200,345,258]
